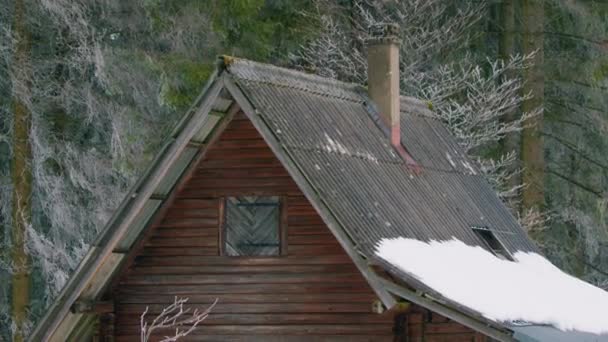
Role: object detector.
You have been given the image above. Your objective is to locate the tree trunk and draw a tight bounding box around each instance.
[521,0,545,214]
[10,0,32,340]
[499,0,522,208]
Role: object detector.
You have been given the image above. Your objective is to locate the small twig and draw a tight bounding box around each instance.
[140,296,217,342]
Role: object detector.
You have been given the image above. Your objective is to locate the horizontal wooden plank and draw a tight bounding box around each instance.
[115,324,393,335]
[129,264,359,275]
[288,216,325,226]
[286,195,312,204]
[140,247,218,256]
[430,312,450,323]
[116,334,393,342]
[116,313,390,326]
[288,245,344,255]
[288,226,332,235]
[144,237,217,248]
[287,208,318,216]
[117,303,379,315]
[163,208,218,218]
[424,333,477,342]
[153,227,219,238]
[179,189,302,197]
[159,217,219,227]
[220,119,256,130]
[187,178,295,189]
[195,167,289,179]
[170,199,218,209]
[288,234,337,245]
[211,139,270,149]
[205,148,276,160]
[120,272,365,285]
[118,292,376,304]
[198,158,283,169]
[425,322,475,334]
[219,129,266,140]
[220,122,258,131]
[117,283,374,295]
[133,255,352,267]
[231,112,248,120]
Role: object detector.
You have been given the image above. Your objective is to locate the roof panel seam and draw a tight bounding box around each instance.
[284,144,485,177]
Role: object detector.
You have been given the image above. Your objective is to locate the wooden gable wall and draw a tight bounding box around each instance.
[110,112,485,341]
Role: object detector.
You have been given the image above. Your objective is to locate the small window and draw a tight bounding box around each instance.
[472,227,513,261]
[223,196,281,256]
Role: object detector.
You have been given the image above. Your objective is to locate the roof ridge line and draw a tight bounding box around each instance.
[232,75,366,103]
[221,56,362,86]
[222,57,366,103]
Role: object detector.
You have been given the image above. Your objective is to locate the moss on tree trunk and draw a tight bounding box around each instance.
[499,0,522,209]
[521,0,545,216]
[10,0,32,340]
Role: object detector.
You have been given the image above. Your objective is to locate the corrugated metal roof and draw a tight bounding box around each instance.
[225,58,539,257]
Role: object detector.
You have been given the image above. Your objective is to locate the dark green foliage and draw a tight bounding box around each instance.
[211,0,316,61]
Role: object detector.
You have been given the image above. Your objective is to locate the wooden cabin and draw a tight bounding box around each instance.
[104,110,489,341]
[31,25,556,342]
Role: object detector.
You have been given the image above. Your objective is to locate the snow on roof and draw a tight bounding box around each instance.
[375,237,608,335]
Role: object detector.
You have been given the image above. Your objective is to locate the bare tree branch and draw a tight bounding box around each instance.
[140,296,217,342]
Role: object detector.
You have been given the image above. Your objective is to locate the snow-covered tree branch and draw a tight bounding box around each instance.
[293,0,540,205]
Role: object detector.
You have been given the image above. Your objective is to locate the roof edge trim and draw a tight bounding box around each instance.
[378,278,516,342]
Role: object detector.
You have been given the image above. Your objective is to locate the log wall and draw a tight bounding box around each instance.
[112,112,485,341]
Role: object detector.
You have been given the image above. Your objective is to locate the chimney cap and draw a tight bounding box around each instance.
[367,23,400,45]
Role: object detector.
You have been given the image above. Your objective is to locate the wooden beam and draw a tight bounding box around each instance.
[223,74,397,309]
[187,141,206,148]
[70,300,114,314]
[377,278,516,342]
[29,77,225,342]
[149,194,165,201]
[109,102,241,291]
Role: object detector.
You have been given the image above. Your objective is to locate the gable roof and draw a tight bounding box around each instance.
[31,57,581,341]
[226,59,538,256]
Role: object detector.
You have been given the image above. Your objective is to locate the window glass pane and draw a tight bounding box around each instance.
[225,196,280,256]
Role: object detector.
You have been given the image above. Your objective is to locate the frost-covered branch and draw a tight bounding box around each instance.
[519,208,550,236]
[140,297,217,342]
[0,0,178,331]
[294,0,539,203]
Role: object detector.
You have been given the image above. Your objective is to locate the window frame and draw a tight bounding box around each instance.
[471,226,513,261]
[218,196,288,257]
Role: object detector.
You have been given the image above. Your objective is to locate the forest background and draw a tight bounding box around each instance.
[0,0,607,339]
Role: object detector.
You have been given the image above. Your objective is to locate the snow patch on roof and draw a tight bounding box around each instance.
[375,237,608,335]
[322,133,379,163]
[324,133,349,155]
[445,152,457,168]
[461,161,477,175]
